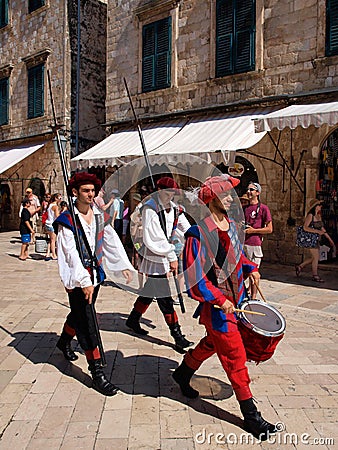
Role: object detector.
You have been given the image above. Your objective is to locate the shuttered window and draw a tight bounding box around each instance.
[142,17,171,92]
[0,0,8,28]
[28,0,45,14]
[27,64,44,119]
[326,0,338,56]
[0,77,9,126]
[216,0,255,77]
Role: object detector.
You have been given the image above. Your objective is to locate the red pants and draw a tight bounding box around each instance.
[184,326,252,401]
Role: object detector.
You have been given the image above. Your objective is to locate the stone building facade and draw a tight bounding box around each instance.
[101,0,338,265]
[0,0,107,230]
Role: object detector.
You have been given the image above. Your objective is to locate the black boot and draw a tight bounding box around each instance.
[240,398,278,441]
[88,360,119,396]
[56,333,78,361]
[169,323,194,351]
[126,309,148,335]
[172,361,199,398]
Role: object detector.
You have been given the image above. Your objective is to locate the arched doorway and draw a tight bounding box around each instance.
[29,177,46,200]
[0,183,11,230]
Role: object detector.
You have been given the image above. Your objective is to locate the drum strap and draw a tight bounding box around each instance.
[198,221,237,303]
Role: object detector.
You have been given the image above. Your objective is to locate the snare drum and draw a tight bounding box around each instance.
[237,300,286,363]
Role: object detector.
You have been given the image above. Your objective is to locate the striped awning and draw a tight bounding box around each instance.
[72,107,278,169]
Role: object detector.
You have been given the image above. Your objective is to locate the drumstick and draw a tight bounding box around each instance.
[249,275,266,302]
[214,305,266,316]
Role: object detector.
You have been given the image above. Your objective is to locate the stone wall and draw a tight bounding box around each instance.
[106,0,338,121]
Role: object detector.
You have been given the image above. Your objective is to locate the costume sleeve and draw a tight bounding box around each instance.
[184,235,227,307]
[57,225,92,289]
[241,252,259,277]
[143,207,177,262]
[103,224,134,272]
[177,213,191,234]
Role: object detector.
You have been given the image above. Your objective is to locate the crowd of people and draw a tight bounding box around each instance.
[16,171,335,441]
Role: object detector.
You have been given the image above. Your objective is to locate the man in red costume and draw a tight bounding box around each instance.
[172,174,278,441]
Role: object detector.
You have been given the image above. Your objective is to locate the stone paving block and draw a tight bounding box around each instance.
[13,392,52,421]
[65,420,99,438]
[304,407,338,423]
[281,384,330,396]
[26,438,63,450]
[32,406,74,439]
[128,423,160,449]
[72,392,105,422]
[0,382,31,405]
[30,370,62,394]
[98,409,131,439]
[48,381,82,407]
[0,419,39,449]
[268,394,318,409]
[60,436,96,449]
[94,438,129,449]
[0,403,18,434]
[160,409,191,438]
[130,395,159,425]
[160,438,195,450]
[300,364,338,374]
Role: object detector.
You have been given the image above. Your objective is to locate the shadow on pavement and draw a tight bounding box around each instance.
[2,325,243,432]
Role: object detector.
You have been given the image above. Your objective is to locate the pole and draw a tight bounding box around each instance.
[47,70,107,366]
[123,77,185,313]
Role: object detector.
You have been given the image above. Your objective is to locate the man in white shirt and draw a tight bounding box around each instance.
[126,177,194,352]
[54,172,134,396]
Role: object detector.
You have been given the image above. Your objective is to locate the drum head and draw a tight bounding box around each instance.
[239,301,286,337]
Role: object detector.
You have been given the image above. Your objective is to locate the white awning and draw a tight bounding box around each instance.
[0,142,45,175]
[254,101,338,132]
[72,107,277,169]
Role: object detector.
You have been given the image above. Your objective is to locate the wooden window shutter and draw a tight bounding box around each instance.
[28,0,45,14]
[326,0,338,56]
[0,78,9,125]
[142,17,171,92]
[28,64,44,119]
[0,0,9,28]
[216,0,255,77]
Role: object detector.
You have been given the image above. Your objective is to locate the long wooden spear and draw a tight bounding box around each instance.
[47,70,107,366]
[123,78,185,313]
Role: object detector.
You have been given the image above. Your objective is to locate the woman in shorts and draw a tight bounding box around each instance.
[45,193,62,260]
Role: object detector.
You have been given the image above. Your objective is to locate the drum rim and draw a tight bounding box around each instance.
[238,300,286,337]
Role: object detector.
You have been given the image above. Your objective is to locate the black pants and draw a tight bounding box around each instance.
[65,285,100,351]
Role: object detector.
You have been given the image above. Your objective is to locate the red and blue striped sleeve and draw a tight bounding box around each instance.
[183,234,227,308]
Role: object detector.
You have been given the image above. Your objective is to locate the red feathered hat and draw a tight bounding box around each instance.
[198,175,240,204]
[156,177,180,192]
[68,172,102,195]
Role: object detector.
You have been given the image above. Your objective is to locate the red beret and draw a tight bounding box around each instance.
[68,172,102,195]
[156,177,180,192]
[198,175,240,204]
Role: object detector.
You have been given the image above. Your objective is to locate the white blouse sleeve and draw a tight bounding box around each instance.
[143,207,177,262]
[103,224,134,272]
[57,225,92,289]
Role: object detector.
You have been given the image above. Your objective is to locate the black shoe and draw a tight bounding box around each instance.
[172,361,199,399]
[89,360,119,396]
[240,398,278,441]
[56,336,78,361]
[170,323,194,351]
[126,310,149,335]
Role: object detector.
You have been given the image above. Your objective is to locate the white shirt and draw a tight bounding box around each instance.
[139,200,190,275]
[57,205,134,289]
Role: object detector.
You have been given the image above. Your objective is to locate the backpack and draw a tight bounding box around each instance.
[130,205,143,247]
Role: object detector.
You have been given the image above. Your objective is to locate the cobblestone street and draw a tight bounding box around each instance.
[0,231,337,449]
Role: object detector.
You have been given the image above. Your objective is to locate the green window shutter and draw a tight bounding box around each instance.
[28,64,44,119]
[216,0,255,77]
[0,77,9,126]
[142,17,171,92]
[28,0,45,14]
[0,0,9,28]
[326,0,338,56]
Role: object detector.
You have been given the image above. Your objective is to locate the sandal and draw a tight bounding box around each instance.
[295,264,302,277]
[312,275,324,283]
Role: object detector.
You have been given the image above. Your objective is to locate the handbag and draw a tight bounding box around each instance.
[296,226,319,248]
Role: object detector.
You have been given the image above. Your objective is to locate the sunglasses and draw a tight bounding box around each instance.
[247,188,257,192]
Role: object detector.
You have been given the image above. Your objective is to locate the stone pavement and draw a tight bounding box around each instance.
[0,231,337,450]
